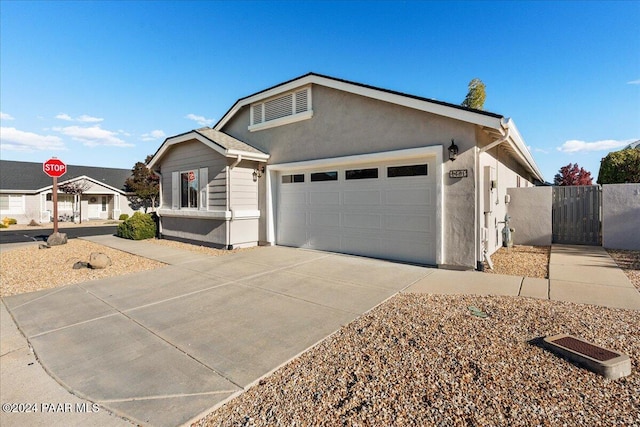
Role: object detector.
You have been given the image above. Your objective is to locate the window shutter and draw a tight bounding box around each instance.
[199,167,208,210]
[251,104,263,125]
[171,171,179,209]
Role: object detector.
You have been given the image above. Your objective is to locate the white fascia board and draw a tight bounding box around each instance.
[148,132,228,169]
[148,132,268,168]
[267,146,442,172]
[215,74,504,131]
[0,189,38,194]
[504,121,545,182]
[226,149,270,161]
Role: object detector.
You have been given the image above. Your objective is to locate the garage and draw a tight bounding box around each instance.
[275,157,438,265]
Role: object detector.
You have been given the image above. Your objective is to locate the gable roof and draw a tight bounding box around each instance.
[0,160,132,193]
[213,72,543,182]
[214,72,504,131]
[147,128,269,169]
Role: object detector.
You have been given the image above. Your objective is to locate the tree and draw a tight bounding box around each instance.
[461,78,486,110]
[59,179,92,223]
[125,155,159,213]
[553,163,593,186]
[597,148,640,184]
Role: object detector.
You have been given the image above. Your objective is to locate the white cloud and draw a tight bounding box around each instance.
[55,113,104,123]
[627,79,640,85]
[53,125,134,147]
[0,112,15,121]
[140,129,166,141]
[185,113,214,127]
[55,113,73,121]
[527,145,549,154]
[77,114,104,123]
[0,127,66,152]
[557,139,635,153]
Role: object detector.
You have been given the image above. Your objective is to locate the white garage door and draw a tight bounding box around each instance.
[276,158,437,265]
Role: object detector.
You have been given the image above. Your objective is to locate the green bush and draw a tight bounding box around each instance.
[597,149,640,184]
[118,213,129,221]
[0,223,7,229]
[117,212,156,240]
[3,217,17,225]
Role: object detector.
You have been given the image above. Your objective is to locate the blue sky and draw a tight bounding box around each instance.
[1,0,638,182]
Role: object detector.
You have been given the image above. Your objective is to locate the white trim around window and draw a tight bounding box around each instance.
[249,85,313,132]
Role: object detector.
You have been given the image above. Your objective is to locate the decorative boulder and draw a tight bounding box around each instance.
[47,232,68,246]
[73,261,89,269]
[89,252,112,269]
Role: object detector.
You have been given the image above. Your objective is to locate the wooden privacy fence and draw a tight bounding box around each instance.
[552,186,602,245]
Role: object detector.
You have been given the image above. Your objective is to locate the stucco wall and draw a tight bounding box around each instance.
[602,183,640,250]
[506,187,553,246]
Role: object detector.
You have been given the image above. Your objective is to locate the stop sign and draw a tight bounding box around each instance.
[43,158,67,178]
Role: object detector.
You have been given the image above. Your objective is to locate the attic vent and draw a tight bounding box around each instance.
[295,89,308,114]
[249,86,313,131]
[265,93,293,122]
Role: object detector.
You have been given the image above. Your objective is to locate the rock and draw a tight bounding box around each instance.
[89,252,111,269]
[47,232,67,246]
[39,244,51,249]
[73,261,89,269]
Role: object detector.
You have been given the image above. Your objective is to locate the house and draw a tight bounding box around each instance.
[148,73,544,269]
[0,160,141,224]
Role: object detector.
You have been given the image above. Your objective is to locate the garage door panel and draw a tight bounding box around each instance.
[343,190,382,206]
[341,235,382,258]
[343,213,382,229]
[385,214,433,233]
[309,212,341,227]
[280,190,307,206]
[385,188,431,205]
[308,232,341,251]
[309,191,340,205]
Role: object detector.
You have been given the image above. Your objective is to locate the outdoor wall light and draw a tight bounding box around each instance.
[448,139,459,161]
[252,165,265,182]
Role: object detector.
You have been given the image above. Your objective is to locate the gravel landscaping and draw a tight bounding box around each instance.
[608,249,640,290]
[0,239,165,297]
[195,294,639,427]
[484,245,550,278]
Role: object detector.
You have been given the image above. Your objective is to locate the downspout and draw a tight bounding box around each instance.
[226,155,241,249]
[477,120,510,270]
[153,170,163,236]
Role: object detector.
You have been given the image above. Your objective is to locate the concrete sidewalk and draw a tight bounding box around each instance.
[406,244,640,310]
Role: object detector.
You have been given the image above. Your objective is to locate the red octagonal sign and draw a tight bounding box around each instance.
[43,158,67,178]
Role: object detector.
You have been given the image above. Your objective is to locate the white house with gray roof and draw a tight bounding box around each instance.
[0,160,142,224]
[149,73,544,269]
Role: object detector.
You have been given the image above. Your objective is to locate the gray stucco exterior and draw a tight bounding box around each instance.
[602,183,640,250]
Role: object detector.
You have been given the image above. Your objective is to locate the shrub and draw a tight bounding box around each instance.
[118,213,129,221]
[117,212,156,240]
[0,223,7,229]
[2,217,17,225]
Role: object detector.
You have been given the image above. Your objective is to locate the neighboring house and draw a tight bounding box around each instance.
[0,160,141,224]
[149,73,544,269]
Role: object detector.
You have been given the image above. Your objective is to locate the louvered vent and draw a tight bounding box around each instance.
[251,104,263,125]
[264,93,293,122]
[295,89,308,114]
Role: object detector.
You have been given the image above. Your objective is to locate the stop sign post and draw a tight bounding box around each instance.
[43,158,67,233]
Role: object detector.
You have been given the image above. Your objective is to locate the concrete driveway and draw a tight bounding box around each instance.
[3,245,431,426]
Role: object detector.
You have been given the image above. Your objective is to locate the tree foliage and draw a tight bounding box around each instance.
[597,149,640,184]
[461,78,486,110]
[553,163,593,186]
[59,179,92,223]
[125,155,159,213]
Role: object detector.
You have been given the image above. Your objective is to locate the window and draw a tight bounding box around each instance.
[101,196,108,212]
[310,171,338,182]
[346,168,378,180]
[46,194,73,210]
[282,174,305,184]
[181,170,199,208]
[0,194,24,213]
[387,164,428,178]
[250,87,312,131]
